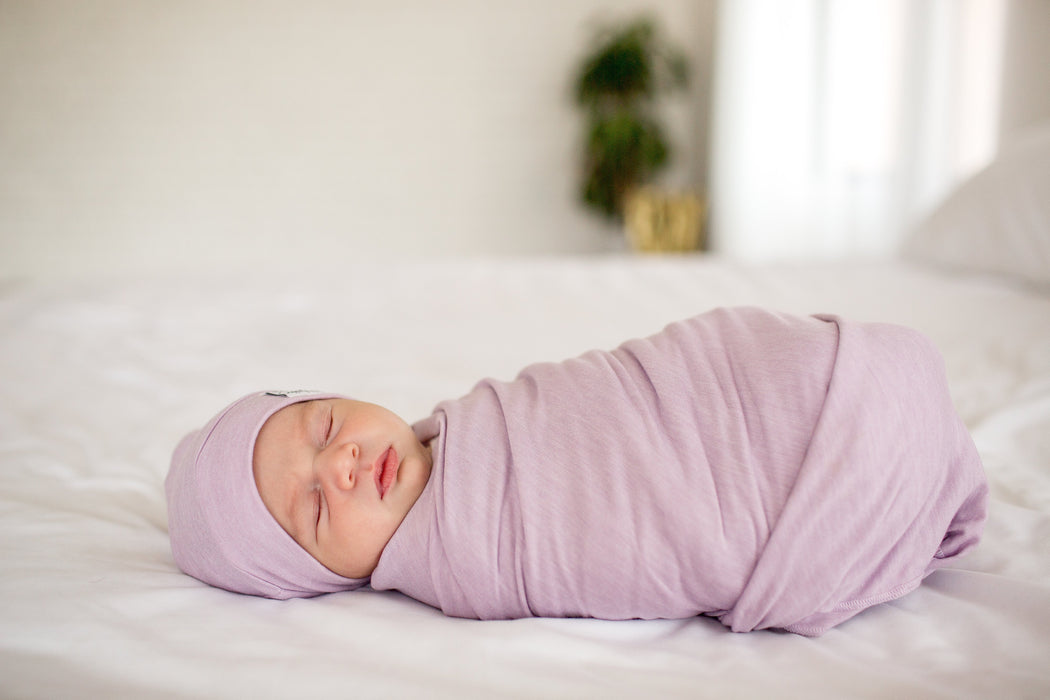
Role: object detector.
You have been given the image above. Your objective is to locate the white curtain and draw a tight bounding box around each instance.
[708,0,1006,261]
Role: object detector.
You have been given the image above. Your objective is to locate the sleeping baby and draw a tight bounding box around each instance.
[165,307,988,635]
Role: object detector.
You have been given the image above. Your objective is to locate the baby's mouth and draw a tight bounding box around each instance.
[375,447,399,498]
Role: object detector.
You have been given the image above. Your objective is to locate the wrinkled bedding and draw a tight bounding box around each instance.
[374,307,987,635]
[1,258,1048,698]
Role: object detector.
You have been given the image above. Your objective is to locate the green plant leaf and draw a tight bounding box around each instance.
[572,15,689,221]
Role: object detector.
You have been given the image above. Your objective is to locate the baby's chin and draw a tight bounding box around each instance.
[328,558,377,580]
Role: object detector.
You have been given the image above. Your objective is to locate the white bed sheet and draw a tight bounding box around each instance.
[1,256,1048,699]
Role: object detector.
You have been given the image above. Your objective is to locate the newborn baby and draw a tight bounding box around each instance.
[166,307,988,635]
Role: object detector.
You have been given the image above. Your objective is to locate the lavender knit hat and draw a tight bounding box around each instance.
[165,391,369,599]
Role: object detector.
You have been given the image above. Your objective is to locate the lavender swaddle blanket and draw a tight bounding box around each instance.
[371,307,987,635]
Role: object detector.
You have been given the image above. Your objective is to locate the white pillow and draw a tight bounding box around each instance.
[903,123,1050,288]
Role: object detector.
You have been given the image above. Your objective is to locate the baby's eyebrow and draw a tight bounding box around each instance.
[297,401,320,444]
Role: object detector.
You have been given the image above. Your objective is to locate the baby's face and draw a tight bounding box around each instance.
[252,398,432,579]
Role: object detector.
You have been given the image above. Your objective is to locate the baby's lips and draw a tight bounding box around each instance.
[374,447,399,498]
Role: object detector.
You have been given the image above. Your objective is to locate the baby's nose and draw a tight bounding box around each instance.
[321,442,360,490]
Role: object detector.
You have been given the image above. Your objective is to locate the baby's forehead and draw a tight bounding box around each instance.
[251,405,310,540]
[253,401,310,469]
[258,399,305,432]
[256,400,319,448]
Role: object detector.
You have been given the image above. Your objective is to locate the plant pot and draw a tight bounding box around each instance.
[624,187,705,253]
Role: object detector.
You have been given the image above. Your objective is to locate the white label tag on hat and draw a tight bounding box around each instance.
[264,390,324,398]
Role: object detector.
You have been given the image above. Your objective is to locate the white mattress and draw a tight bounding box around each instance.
[1,256,1048,698]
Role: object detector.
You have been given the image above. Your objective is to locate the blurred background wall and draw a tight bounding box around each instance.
[1,0,1047,277]
[0,0,714,277]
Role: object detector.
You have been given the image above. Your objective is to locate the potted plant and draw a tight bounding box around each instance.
[573,16,690,224]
